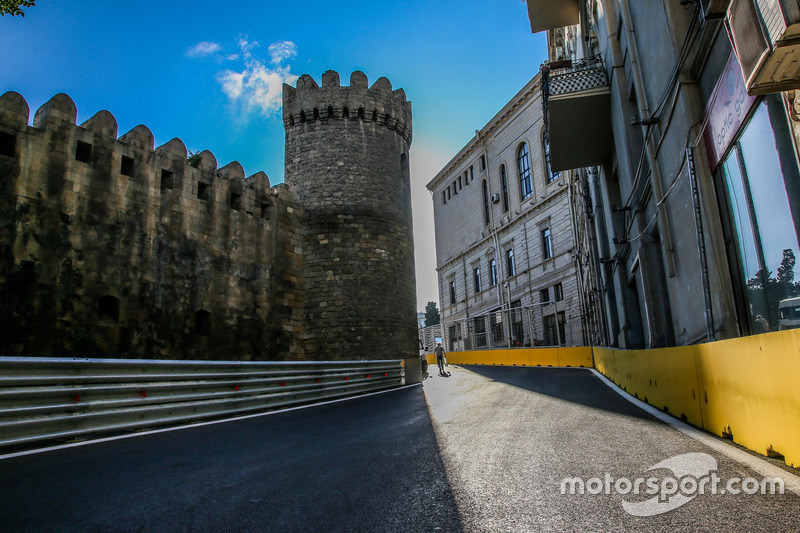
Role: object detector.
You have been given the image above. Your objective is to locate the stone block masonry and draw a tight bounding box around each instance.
[0,68,418,361]
[0,91,304,360]
[284,71,418,361]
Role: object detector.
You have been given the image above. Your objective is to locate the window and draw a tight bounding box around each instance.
[518,143,532,199]
[542,227,553,259]
[195,310,212,336]
[98,295,120,323]
[470,166,474,182]
[506,248,516,277]
[482,180,490,226]
[442,190,447,205]
[490,311,505,344]
[489,259,498,286]
[120,156,135,176]
[480,155,486,171]
[260,201,271,220]
[230,190,242,210]
[719,99,800,335]
[160,169,173,190]
[473,316,487,348]
[500,165,510,213]
[474,267,482,294]
[453,180,458,194]
[450,280,456,305]
[0,132,16,158]
[198,182,209,201]
[457,176,462,191]
[544,314,556,345]
[544,137,560,183]
[540,288,550,302]
[75,140,92,163]
[543,312,566,345]
[554,282,563,301]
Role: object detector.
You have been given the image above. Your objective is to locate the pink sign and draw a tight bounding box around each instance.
[703,52,758,170]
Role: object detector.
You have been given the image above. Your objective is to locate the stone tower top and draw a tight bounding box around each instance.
[282,70,412,144]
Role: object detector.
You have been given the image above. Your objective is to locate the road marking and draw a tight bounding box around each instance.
[0,383,422,461]
[590,368,800,494]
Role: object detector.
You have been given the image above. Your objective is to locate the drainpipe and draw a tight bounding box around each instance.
[686,146,716,342]
[619,0,676,278]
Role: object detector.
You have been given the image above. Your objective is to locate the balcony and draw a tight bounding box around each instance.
[541,56,612,171]
[525,0,580,34]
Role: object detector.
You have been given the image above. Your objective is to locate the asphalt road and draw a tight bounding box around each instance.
[2,365,799,532]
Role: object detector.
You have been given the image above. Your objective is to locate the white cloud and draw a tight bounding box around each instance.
[186,41,222,57]
[268,41,298,64]
[215,38,299,117]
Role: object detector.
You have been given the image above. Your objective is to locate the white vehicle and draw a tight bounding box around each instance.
[778,297,800,330]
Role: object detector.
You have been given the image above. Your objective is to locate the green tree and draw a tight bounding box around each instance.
[0,0,35,16]
[423,301,440,327]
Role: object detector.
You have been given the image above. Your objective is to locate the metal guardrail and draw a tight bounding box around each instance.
[0,357,405,451]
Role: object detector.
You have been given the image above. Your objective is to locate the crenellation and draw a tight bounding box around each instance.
[81,110,118,138]
[32,93,77,130]
[0,91,30,130]
[119,125,154,151]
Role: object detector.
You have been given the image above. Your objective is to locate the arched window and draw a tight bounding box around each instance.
[543,136,560,183]
[482,179,490,226]
[518,144,533,200]
[500,165,510,213]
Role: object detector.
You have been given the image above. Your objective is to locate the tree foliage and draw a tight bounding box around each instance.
[423,301,440,327]
[0,0,35,17]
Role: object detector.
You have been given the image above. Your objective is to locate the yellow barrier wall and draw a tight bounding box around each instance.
[426,347,593,368]
[593,330,800,468]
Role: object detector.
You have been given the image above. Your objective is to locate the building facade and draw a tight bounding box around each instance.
[427,75,602,351]
[527,0,800,347]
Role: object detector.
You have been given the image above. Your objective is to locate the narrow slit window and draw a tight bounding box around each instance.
[98,295,120,323]
[198,182,209,201]
[230,191,242,211]
[120,156,135,176]
[195,310,212,336]
[75,140,92,163]
[261,201,271,220]
[161,169,174,190]
[0,132,16,158]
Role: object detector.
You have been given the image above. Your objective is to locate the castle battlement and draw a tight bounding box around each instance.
[0,69,416,362]
[0,91,281,226]
[0,90,306,360]
[282,70,412,144]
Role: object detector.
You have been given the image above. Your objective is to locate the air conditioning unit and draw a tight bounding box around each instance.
[727,0,800,95]
[491,193,501,204]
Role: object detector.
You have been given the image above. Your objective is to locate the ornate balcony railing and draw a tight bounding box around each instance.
[541,56,608,137]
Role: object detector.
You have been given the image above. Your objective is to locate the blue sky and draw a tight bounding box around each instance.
[0,0,547,310]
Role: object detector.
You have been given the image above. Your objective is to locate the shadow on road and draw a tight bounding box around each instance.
[457,365,657,421]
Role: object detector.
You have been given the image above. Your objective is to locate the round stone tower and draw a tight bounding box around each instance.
[283,70,417,361]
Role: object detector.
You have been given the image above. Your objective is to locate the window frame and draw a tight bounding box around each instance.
[518,143,533,200]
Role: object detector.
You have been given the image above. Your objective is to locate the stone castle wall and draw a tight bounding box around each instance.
[283,71,418,360]
[0,69,418,361]
[0,91,305,359]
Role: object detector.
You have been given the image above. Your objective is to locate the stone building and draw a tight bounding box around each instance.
[0,70,418,361]
[427,74,602,351]
[527,0,800,346]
